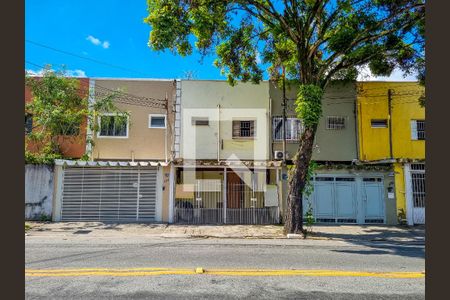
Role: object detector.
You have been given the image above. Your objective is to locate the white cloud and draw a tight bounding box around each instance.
[26,68,87,78]
[86,35,101,46]
[86,35,110,49]
[255,51,262,64]
[357,65,417,82]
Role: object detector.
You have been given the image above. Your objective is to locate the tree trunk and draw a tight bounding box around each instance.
[284,127,317,234]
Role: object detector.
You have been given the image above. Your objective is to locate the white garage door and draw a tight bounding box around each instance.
[60,167,159,222]
[303,176,384,224]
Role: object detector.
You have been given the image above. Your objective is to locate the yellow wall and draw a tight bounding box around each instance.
[357,82,425,161]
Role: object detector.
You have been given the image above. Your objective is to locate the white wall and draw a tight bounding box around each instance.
[25,165,54,220]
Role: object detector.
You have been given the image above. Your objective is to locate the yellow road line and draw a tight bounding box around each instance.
[25,268,425,279]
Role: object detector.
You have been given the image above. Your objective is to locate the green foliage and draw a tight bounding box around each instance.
[25,150,62,165]
[25,66,127,161]
[303,161,317,197]
[145,0,425,86]
[304,202,315,235]
[295,85,323,128]
[39,214,52,222]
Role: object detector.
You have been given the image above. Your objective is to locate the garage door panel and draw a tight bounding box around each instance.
[61,167,158,222]
[314,183,334,217]
[335,183,356,218]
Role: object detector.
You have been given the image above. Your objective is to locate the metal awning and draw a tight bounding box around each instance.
[173,159,282,168]
[54,159,169,167]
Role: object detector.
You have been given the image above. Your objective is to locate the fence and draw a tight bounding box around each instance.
[25,164,54,220]
[174,180,279,224]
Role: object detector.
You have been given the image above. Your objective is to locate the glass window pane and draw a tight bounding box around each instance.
[151,116,165,128]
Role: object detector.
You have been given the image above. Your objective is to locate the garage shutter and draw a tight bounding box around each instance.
[61,167,158,222]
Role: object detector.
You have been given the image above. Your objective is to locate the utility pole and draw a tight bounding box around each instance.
[282,66,287,164]
[388,89,393,159]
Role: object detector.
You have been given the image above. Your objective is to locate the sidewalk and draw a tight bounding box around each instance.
[25,221,425,244]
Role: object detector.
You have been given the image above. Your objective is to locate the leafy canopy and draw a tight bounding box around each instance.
[145,0,425,87]
[25,66,127,162]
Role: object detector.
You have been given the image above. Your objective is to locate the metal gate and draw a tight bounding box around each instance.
[362,178,385,224]
[306,177,358,224]
[411,164,425,224]
[303,176,385,224]
[60,167,158,222]
[174,179,279,224]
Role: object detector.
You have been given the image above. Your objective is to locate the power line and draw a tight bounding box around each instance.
[26,39,152,77]
[25,60,167,109]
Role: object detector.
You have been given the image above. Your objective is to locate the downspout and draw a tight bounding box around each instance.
[165,92,168,164]
[388,89,393,159]
[354,83,360,161]
[217,104,220,162]
[282,66,287,164]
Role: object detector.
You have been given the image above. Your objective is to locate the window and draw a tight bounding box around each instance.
[25,114,33,134]
[326,116,346,130]
[192,117,209,126]
[371,119,388,128]
[98,114,128,137]
[149,114,166,128]
[411,120,425,140]
[272,117,302,141]
[232,120,255,138]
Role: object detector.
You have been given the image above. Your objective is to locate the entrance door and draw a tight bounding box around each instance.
[363,178,384,223]
[227,172,244,209]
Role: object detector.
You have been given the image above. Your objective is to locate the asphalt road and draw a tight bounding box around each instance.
[25,235,425,299]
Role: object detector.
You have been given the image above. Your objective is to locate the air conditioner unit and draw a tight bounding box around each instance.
[274,151,284,160]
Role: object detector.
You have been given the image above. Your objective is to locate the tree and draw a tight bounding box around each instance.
[144,0,425,234]
[25,66,127,163]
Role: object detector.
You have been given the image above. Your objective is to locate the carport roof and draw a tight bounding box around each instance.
[54,159,169,167]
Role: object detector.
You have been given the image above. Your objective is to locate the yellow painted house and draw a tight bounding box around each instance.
[357,82,425,225]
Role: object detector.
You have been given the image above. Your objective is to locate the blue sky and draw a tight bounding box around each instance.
[25,0,221,79]
[25,0,416,81]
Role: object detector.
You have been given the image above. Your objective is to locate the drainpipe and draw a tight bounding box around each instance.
[217,104,221,162]
[282,66,287,164]
[388,89,393,159]
[165,92,168,164]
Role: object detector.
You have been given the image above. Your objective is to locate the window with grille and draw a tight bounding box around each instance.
[232,120,255,138]
[411,120,425,140]
[98,114,128,137]
[272,117,302,141]
[25,114,33,134]
[371,119,388,128]
[326,116,346,130]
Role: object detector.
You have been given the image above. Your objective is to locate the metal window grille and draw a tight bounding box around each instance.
[240,121,251,137]
[412,173,425,208]
[326,116,346,130]
[416,120,425,140]
[411,163,425,209]
[232,120,255,138]
[272,117,302,141]
[100,115,128,136]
